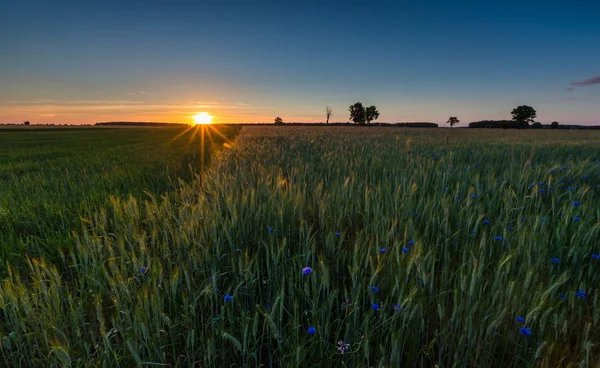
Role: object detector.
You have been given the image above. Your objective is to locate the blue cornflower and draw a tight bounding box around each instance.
[402,247,409,253]
[519,327,532,336]
[414,211,419,217]
[265,304,272,312]
[268,227,273,233]
[575,290,587,299]
[369,286,379,293]
[550,257,560,265]
[574,217,581,222]
[380,248,387,254]
[559,292,567,300]
[371,303,380,311]
[516,316,525,324]
[444,187,448,192]
[224,294,233,302]
[302,267,313,275]
[408,240,415,246]
[573,201,581,207]
[308,327,317,335]
[471,230,477,235]
[471,194,477,199]
[484,219,491,225]
[139,266,148,274]
[335,232,340,237]
[592,254,600,260]
[540,218,548,223]
[569,186,575,192]
[521,217,526,222]
[539,189,545,193]
[507,225,514,231]
[393,304,402,311]
[456,195,461,199]
[494,236,503,241]
[478,185,484,189]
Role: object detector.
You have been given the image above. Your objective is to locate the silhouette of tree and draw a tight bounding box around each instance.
[326,106,332,124]
[349,102,366,124]
[274,117,284,125]
[511,105,537,126]
[365,106,380,125]
[551,121,559,129]
[532,122,542,129]
[23,121,30,126]
[446,116,460,127]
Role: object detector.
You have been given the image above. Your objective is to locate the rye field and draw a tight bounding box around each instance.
[1,126,600,367]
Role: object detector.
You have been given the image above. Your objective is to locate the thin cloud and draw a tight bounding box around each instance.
[568,75,600,91]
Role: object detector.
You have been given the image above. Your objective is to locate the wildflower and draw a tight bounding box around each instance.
[371,303,380,311]
[575,290,587,299]
[456,195,461,199]
[335,232,340,237]
[380,248,387,254]
[302,267,313,275]
[507,225,514,231]
[592,254,600,260]
[408,240,415,246]
[414,211,419,217]
[393,304,402,311]
[268,227,273,233]
[559,292,567,300]
[224,294,233,302]
[139,266,148,275]
[516,316,525,324]
[550,257,560,265]
[444,187,448,192]
[569,186,575,192]
[539,189,545,193]
[308,327,317,335]
[369,286,379,293]
[337,340,350,354]
[573,201,581,207]
[484,219,491,225]
[478,185,484,189]
[494,236,503,241]
[402,247,409,253]
[540,218,548,222]
[265,304,272,312]
[519,327,532,336]
[574,217,581,222]
[471,194,477,199]
[471,230,477,235]
[521,217,526,222]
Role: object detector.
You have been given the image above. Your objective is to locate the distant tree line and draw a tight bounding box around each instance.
[95,122,188,126]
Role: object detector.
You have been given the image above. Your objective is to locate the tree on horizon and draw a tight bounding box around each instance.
[326,106,332,124]
[511,105,537,126]
[446,116,460,127]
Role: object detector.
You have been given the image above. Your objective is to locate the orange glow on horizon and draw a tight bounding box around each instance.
[192,112,213,125]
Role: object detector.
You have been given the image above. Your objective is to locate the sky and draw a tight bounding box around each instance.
[0,0,599,125]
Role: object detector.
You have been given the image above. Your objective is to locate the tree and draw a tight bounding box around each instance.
[446,116,460,128]
[274,117,284,125]
[551,121,559,129]
[511,105,537,126]
[326,106,332,124]
[23,121,30,126]
[532,122,542,129]
[365,106,380,125]
[349,102,366,124]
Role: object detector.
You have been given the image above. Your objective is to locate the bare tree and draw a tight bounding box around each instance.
[326,106,332,124]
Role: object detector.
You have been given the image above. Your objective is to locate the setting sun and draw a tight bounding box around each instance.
[193,112,213,125]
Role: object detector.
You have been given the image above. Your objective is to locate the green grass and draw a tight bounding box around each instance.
[1,126,599,367]
[0,125,240,272]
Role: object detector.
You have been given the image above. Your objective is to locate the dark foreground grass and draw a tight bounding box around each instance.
[0,125,240,272]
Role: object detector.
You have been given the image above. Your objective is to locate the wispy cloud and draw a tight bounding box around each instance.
[567,75,600,91]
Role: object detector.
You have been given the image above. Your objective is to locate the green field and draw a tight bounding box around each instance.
[1,126,599,367]
[0,125,240,272]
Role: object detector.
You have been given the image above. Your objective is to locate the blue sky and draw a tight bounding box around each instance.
[0,0,599,124]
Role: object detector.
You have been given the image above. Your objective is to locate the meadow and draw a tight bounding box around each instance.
[1,126,599,367]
